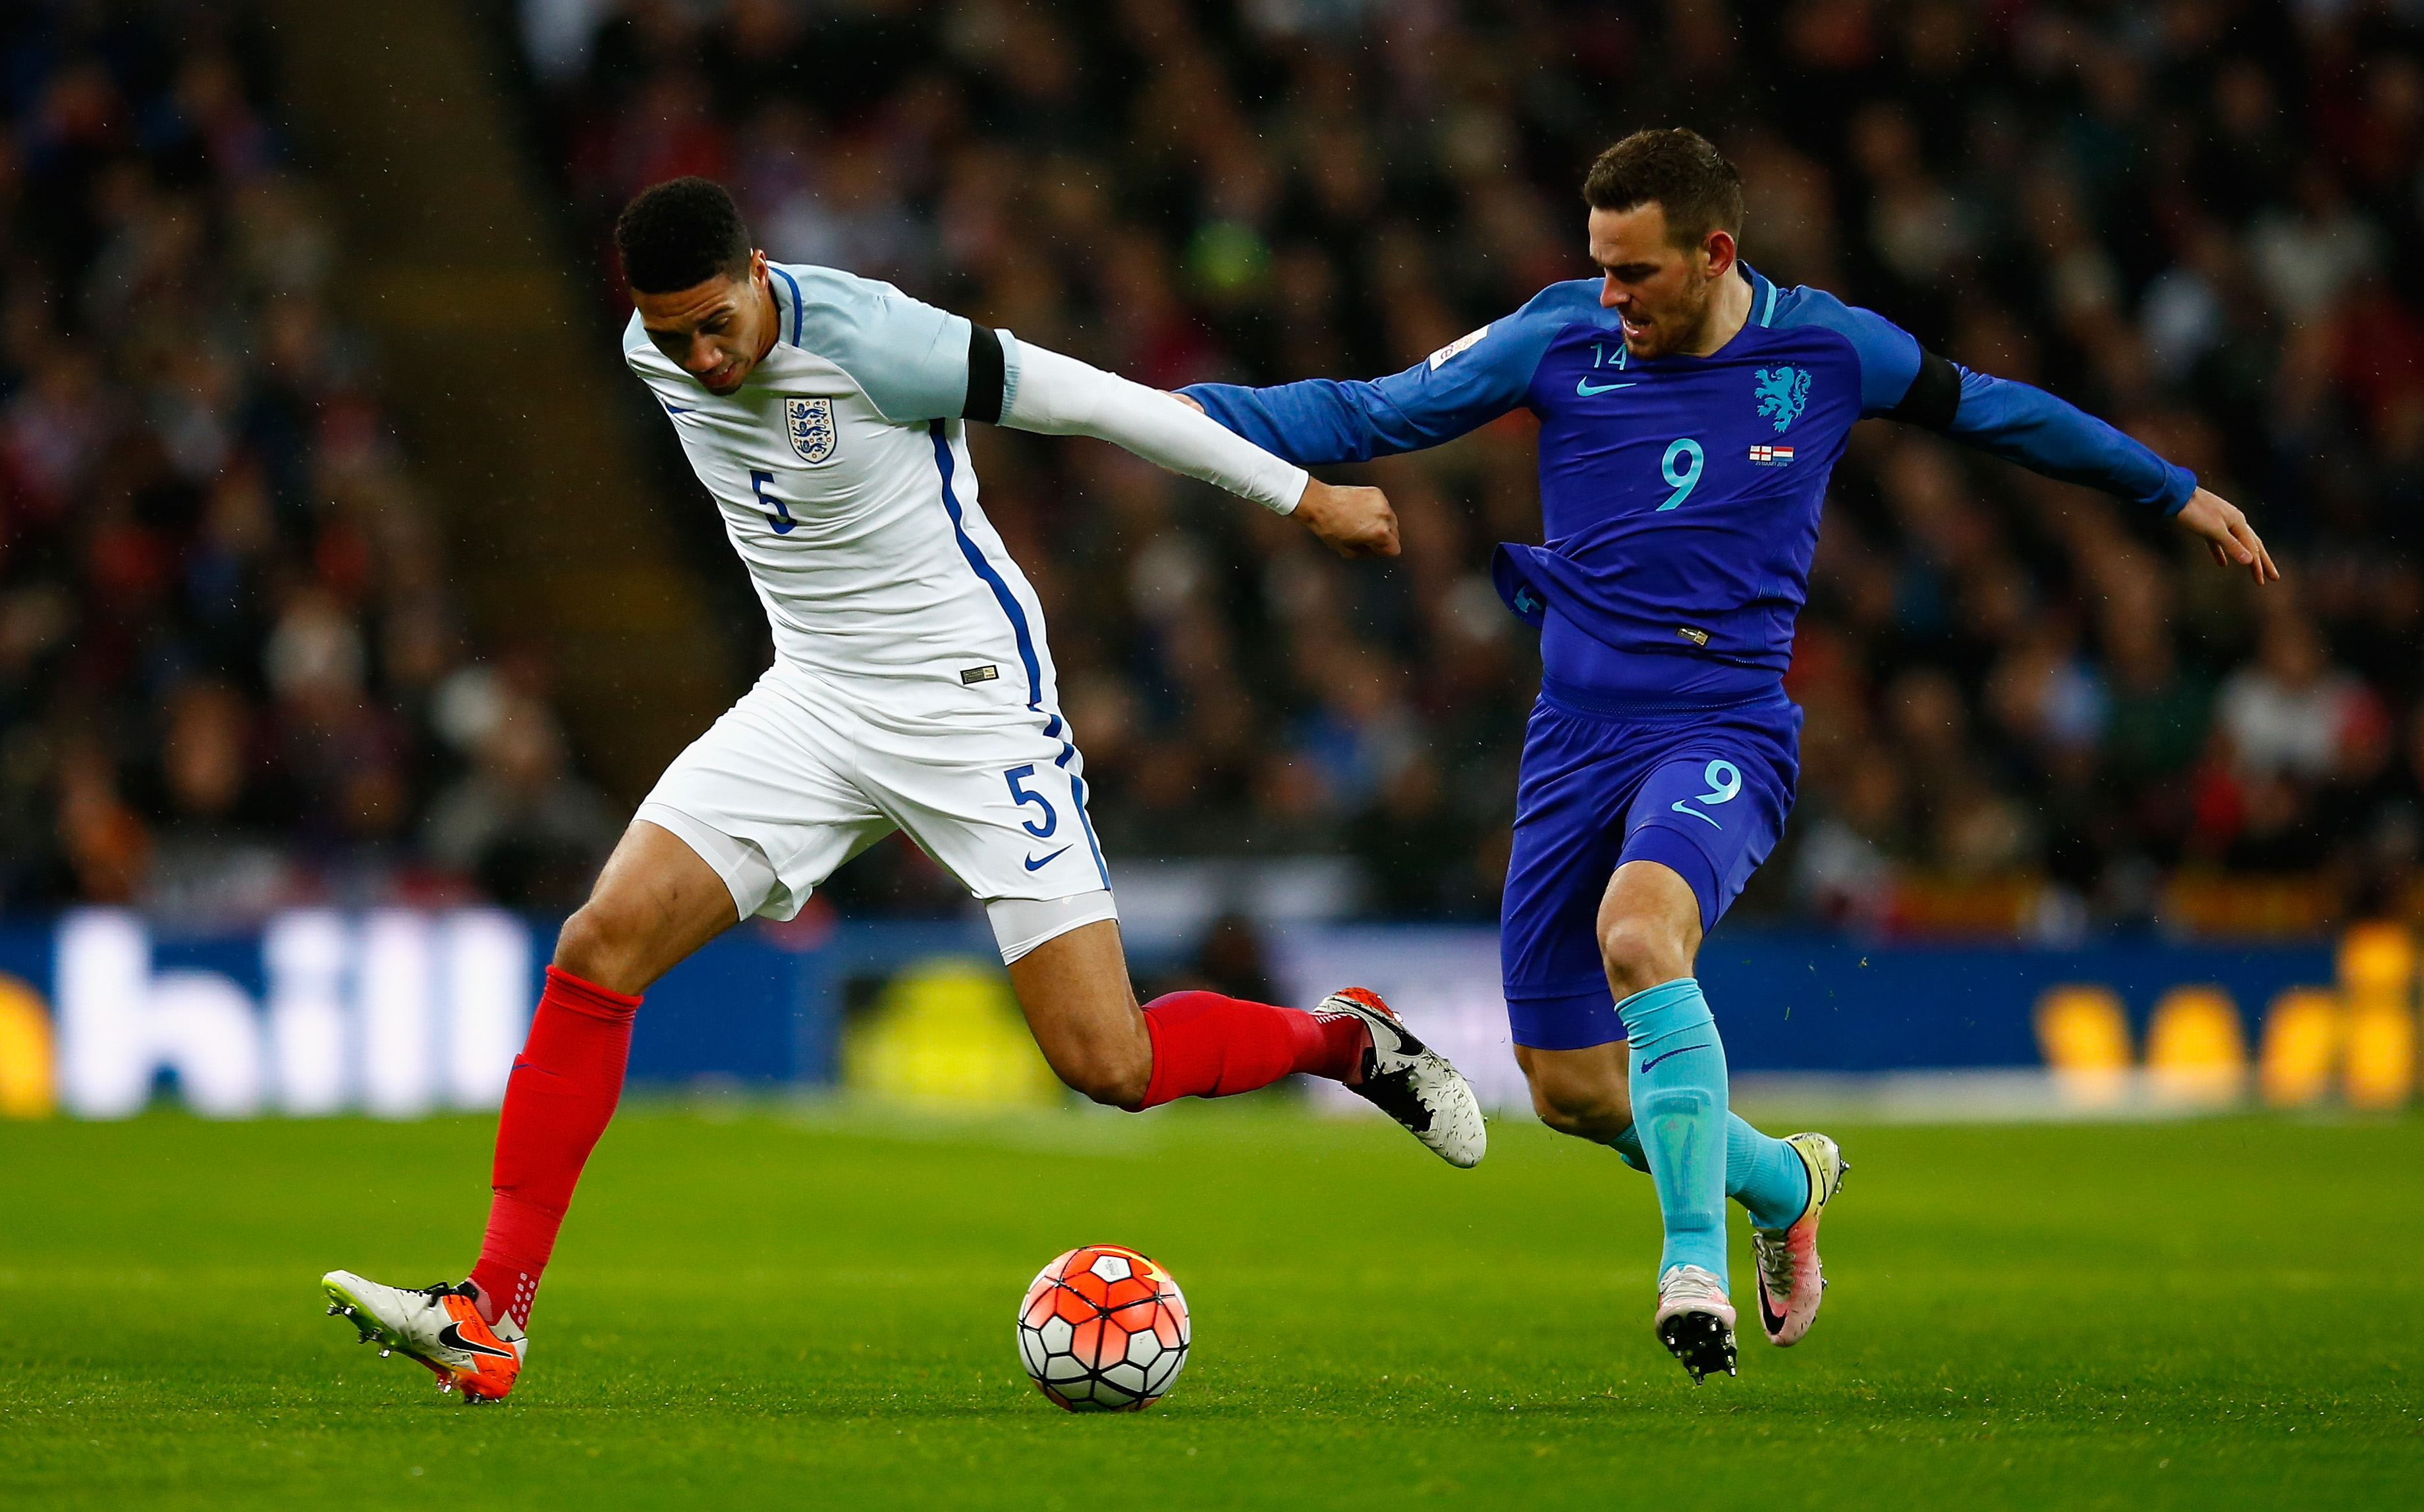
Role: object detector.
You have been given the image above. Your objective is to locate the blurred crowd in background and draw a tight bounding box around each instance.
[0,3,618,919]
[7,0,2424,938]
[522,0,2424,935]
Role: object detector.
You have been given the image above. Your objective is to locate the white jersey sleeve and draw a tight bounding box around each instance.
[999,341,1308,514]
[769,263,990,423]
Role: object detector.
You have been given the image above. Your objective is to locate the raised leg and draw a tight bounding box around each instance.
[1005,918,1365,1111]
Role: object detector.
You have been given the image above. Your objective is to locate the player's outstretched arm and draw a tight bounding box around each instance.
[1825,297,2279,589]
[1000,341,1399,558]
[1803,292,2280,588]
[1934,368,2280,586]
[1176,300,1562,468]
[1165,389,1395,558]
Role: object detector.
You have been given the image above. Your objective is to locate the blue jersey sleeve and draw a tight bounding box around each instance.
[1771,281,2196,514]
[1941,369,2197,513]
[1180,285,1585,464]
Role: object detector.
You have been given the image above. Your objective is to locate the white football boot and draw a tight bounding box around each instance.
[322,1271,525,1402]
[1750,1131,1848,1347]
[1319,987,1486,1168]
[1654,1263,1738,1384]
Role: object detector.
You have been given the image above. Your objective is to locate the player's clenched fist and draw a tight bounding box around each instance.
[1294,479,1400,558]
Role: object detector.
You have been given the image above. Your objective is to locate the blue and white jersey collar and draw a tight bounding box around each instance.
[1741,263,1782,329]
[765,261,807,348]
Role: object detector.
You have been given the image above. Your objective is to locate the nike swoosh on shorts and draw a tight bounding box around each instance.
[1024,846,1072,871]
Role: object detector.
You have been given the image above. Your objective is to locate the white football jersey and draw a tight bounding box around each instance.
[623,261,1057,707]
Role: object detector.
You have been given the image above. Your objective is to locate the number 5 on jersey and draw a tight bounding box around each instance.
[751,470,797,535]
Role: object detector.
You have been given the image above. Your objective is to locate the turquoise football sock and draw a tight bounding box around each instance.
[1617,977,1730,1287]
[1723,1118,1809,1230]
[1609,1114,1809,1231]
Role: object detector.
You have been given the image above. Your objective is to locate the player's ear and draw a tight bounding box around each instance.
[1701,229,1737,280]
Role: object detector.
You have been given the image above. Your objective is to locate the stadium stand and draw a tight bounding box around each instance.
[0,3,619,915]
[516,0,2424,935]
[9,0,2420,938]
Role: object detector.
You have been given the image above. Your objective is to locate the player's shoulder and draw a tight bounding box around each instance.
[1761,273,1910,353]
[769,260,944,350]
[1753,267,1924,410]
[769,259,907,313]
[1515,277,1609,322]
[1423,279,1605,377]
[767,259,970,421]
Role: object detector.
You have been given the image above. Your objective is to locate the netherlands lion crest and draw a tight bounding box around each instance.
[1753,366,1810,433]
[784,396,837,464]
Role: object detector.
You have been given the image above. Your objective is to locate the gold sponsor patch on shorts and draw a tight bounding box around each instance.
[960,664,1000,685]
[1676,626,1711,647]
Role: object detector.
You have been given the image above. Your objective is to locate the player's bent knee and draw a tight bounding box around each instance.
[1597,913,1688,994]
[553,899,649,993]
[1045,1041,1150,1109]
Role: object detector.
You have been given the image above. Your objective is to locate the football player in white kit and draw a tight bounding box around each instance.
[321,178,1485,1402]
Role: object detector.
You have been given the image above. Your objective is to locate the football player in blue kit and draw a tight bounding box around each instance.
[1178,128,2277,1382]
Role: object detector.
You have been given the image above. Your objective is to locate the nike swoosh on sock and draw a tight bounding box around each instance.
[1639,1042,1710,1073]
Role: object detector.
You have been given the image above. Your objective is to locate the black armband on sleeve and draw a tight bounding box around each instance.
[964,324,1006,423]
[1886,348,1961,430]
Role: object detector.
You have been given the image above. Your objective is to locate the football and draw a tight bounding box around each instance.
[1015,1244,1191,1412]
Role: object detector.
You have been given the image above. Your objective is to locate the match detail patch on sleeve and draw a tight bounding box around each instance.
[1428,325,1491,369]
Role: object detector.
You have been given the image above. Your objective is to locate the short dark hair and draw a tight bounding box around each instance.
[1581,129,1744,250]
[615,177,752,293]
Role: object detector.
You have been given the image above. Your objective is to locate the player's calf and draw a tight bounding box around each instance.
[1517,1040,1633,1143]
[1037,1027,1153,1108]
[1003,917,1154,1106]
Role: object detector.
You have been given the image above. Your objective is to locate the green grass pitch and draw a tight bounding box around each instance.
[2,1099,2417,1509]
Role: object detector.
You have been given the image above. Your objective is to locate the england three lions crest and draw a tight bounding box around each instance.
[784,396,837,464]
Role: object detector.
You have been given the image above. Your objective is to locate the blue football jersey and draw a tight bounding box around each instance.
[1186,267,2195,699]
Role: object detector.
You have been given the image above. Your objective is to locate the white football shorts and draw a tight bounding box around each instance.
[636,659,1115,926]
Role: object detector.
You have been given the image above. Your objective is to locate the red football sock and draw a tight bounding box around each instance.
[1132,990,1370,1110]
[468,965,640,1330]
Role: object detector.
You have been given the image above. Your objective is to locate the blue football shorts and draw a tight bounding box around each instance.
[1499,681,1801,1050]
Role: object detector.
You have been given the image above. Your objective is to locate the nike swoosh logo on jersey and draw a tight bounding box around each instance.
[1024,846,1072,871]
[436,1322,516,1361]
[1575,377,1639,395]
[1639,1043,1710,1073]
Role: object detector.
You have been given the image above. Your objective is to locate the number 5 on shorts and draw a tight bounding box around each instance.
[1670,759,1741,828]
[1005,765,1057,838]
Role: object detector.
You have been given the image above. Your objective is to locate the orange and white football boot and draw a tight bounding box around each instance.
[1318,987,1487,1168]
[1749,1131,1848,1347]
[322,1271,524,1403]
